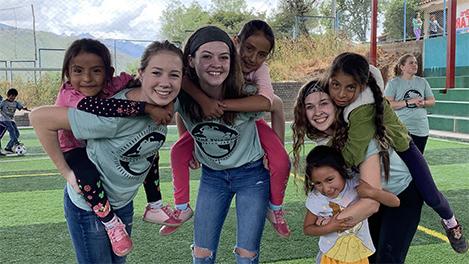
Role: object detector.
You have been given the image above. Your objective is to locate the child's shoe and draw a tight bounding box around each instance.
[105,217,133,257]
[266,208,291,238]
[4,147,13,153]
[441,219,468,253]
[159,206,194,236]
[143,204,180,226]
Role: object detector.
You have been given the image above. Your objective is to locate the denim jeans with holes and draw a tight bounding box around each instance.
[192,158,270,264]
[64,187,134,264]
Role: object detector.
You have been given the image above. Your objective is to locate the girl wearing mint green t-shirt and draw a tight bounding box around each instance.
[30,41,184,263]
[292,79,422,263]
[384,53,435,153]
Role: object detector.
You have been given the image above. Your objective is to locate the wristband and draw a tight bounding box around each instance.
[405,99,409,107]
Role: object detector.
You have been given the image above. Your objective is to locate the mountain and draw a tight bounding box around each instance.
[0,23,15,30]
[0,25,142,73]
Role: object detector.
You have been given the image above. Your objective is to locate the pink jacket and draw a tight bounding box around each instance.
[244,63,274,106]
[55,72,133,152]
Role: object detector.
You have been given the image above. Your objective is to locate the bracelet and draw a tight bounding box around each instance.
[405,99,409,107]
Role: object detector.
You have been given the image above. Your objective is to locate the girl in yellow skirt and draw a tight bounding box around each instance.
[303,145,400,264]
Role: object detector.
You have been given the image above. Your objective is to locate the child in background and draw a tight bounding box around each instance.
[325,52,467,254]
[0,88,29,153]
[164,19,290,237]
[303,145,399,264]
[0,94,4,154]
[55,38,179,256]
[412,13,423,40]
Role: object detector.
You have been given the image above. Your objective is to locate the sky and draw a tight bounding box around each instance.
[0,0,279,40]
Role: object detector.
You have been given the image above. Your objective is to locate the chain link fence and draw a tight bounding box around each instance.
[3,1,466,106]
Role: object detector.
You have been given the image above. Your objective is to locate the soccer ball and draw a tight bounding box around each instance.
[14,144,27,156]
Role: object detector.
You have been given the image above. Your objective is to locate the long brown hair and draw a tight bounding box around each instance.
[179,26,244,125]
[292,79,339,177]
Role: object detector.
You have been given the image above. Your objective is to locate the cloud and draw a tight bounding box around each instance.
[1,0,277,40]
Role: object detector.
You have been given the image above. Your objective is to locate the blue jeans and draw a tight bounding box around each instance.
[193,159,270,264]
[0,121,20,149]
[64,188,134,264]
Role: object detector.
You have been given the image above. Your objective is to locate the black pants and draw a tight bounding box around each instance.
[64,148,161,222]
[410,134,428,154]
[368,180,423,264]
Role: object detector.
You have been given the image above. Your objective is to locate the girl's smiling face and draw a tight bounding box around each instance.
[304,91,336,135]
[189,41,230,93]
[139,51,182,106]
[238,32,272,74]
[68,52,106,97]
[310,165,345,198]
[328,71,364,107]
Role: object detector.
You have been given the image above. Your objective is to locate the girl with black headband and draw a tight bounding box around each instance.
[164,20,291,239]
[173,25,270,263]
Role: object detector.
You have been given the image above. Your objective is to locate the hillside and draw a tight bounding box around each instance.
[0,24,142,72]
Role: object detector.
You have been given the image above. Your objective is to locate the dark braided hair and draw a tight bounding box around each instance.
[326,52,391,180]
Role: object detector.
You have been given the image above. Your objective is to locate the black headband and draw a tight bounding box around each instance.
[303,81,325,100]
[189,26,234,55]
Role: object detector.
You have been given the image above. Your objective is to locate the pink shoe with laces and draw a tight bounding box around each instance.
[266,208,291,238]
[159,205,194,236]
[105,217,133,257]
[143,204,181,226]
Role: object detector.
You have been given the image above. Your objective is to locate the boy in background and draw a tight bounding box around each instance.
[0,88,29,153]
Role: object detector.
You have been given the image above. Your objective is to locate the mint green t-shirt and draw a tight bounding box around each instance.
[67,89,167,210]
[365,139,412,195]
[384,76,434,136]
[176,100,264,170]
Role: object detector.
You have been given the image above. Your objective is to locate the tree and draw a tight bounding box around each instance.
[209,0,263,35]
[160,1,210,44]
[383,0,419,41]
[271,0,318,38]
[160,0,262,42]
[334,0,372,41]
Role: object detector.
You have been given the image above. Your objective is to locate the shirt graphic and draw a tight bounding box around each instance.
[403,89,423,108]
[191,122,239,162]
[116,127,165,179]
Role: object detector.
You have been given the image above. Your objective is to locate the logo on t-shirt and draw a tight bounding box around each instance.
[118,130,165,178]
[192,122,239,162]
[403,89,422,108]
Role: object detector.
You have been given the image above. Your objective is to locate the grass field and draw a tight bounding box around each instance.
[1,127,469,263]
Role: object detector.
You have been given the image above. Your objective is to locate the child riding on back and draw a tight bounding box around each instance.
[164,20,291,238]
[55,38,179,256]
[325,52,467,254]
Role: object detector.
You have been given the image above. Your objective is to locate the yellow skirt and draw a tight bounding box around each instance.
[322,234,373,263]
[320,254,368,264]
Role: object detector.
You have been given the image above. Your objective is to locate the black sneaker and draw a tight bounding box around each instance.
[4,147,13,153]
[441,219,468,253]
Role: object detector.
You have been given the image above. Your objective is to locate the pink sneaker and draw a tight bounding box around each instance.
[266,208,291,238]
[159,206,194,236]
[105,217,133,257]
[143,204,181,226]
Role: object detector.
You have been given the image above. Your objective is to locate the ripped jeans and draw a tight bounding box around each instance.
[193,158,270,264]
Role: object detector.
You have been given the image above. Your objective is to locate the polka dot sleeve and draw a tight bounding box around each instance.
[76,96,146,117]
